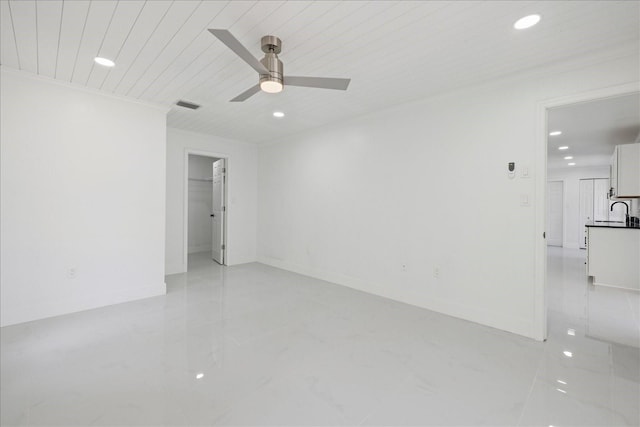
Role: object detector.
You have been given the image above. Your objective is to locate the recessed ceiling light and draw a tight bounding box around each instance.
[568,162,576,166]
[557,380,567,385]
[556,388,567,394]
[94,57,115,67]
[564,156,573,160]
[558,146,569,150]
[273,111,285,118]
[549,131,562,136]
[567,328,576,336]
[563,350,573,358]
[196,373,204,379]
[514,14,541,30]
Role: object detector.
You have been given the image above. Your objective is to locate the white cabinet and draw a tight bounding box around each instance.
[610,143,640,198]
[587,226,640,290]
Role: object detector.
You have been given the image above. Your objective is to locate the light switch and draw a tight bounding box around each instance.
[520,194,530,206]
[521,166,529,178]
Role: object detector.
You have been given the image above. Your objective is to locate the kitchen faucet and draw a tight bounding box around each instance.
[610,201,629,224]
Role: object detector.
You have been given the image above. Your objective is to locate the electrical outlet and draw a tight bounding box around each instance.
[67,268,76,279]
[402,264,406,272]
[433,267,440,279]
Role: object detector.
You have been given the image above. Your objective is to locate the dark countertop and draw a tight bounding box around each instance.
[586,221,640,229]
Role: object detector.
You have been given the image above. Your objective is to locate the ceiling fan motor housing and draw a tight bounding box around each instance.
[259,35,283,88]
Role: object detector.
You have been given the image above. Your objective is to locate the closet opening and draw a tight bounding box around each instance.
[184,152,228,270]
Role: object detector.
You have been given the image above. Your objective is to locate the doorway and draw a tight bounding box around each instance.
[537,86,640,341]
[184,152,228,270]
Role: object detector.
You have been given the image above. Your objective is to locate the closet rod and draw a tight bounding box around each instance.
[188,177,213,182]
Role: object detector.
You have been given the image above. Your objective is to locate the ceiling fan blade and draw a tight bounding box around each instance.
[230,84,261,102]
[284,76,351,90]
[208,29,269,75]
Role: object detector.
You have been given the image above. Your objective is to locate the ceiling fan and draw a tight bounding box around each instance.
[208,29,351,102]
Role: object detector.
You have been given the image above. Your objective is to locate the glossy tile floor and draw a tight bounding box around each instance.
[1,249,638,426]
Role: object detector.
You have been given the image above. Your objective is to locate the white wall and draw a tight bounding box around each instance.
[188,155,215,254]
[547,166,610,248]
[257,53,639,339]
[0,69,168,327]
[189,154,217,179]
[166,128,257,274]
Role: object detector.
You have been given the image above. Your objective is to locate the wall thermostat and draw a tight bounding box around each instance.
[508,162,515,179]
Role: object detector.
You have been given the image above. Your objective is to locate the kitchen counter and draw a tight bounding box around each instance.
[585,221,640,229]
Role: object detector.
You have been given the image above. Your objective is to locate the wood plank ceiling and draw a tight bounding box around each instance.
[1,1,639,143]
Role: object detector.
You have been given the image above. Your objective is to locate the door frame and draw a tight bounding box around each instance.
[183,148,229,270]
[534,82,639,341]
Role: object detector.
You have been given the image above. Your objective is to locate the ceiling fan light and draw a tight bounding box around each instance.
[260,80,283,93]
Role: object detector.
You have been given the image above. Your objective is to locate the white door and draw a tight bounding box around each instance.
[593,178,610,222]
[546,181,564,247]
[211,159,225,264]
[579,179,594,249]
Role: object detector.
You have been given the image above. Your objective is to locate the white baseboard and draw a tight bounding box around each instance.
[257,256,536,340]
[0,281,166,327]
[593,281,640,292]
